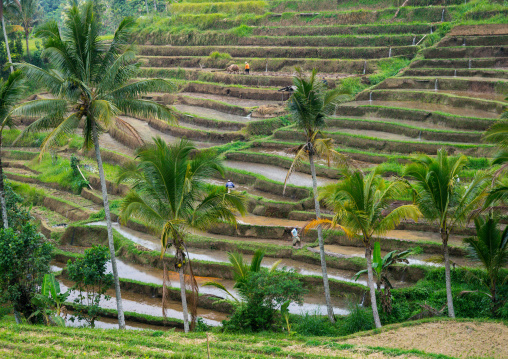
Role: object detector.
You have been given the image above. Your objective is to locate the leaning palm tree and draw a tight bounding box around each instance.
[307,168,420,328]
[12,2,175,329]
[0,70,25,229]
[464,215,508,314]
[118,138,246,332]
[404,149,490,318]
[1,0,20,73]
[284,68,351,323]
[7,0,39,58]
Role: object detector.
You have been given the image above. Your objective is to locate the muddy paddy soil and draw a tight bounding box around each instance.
[119,115,222,148]
[322,244,476,268]
[174,104,253,123]
[351,100,500,119]
[224,160,334,187]
[207,178,300,202]
[179,92,281,108]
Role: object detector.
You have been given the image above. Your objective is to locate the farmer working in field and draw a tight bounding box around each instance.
[225,179,235,193]
[245,61,250,75]
[291,227,301,248]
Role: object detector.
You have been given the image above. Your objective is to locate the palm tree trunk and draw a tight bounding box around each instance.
[1,6,13,74]
[308,151,335,323]
[25,31,30,59]
[0,134,8,229]
[92,122,126,330]
[442,231,455,317]
[366,245,382,328]
[179,266,190,333]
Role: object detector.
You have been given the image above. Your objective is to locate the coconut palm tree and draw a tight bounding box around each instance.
[284,68,351,323]
[464,215,508,313]
[12,2,175,329]
[404,149,490,318]
[7,0,39,58]
[307,168,420,328]
[0,70,25,229]
[1,0,20,73]
[118,137,246,332]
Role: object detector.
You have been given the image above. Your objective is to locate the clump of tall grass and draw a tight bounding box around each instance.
[209,51,232,60]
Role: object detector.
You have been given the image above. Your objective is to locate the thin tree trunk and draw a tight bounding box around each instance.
[442,231,455,317]
[308,150,335,323]
[145,0,149,14]
[1,10,13,74]
[179,266,190,333]
[154,0,157,12]
[92,122,126,330]
[25,32,30,58]
[366,245,382,328]
[0,134,8,229]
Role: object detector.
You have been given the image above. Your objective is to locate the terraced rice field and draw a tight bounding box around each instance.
[6,0,507,332]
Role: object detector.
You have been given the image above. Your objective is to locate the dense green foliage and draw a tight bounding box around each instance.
[0,194,52,321]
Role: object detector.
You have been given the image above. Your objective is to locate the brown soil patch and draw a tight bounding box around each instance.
[346,321,508,359]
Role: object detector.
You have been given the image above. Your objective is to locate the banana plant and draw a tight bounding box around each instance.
[354,242,411,313]
[30,273,70,326]
[281,300,292,334]
[203,250,280,302]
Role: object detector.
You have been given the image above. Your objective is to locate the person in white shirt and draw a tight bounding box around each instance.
[291,227,301,248]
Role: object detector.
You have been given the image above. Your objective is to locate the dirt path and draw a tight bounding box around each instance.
[346,321,508,359]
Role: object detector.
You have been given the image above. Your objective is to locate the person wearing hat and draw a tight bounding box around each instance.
[244,61,250,75]
[225,179,235,193]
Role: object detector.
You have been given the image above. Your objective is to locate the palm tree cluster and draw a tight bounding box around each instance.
[286,71,507,328]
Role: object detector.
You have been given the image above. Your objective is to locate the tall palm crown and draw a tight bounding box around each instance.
[464,216,508,305]
[119,138,246,251]
[404,150,489,232]
[309,167,420,328]
[319,169,420,242]
[0,70,26,229]
[404,149,490,319]
[118,137,246,332]
[13,1,174,152]
[284,68,348,189]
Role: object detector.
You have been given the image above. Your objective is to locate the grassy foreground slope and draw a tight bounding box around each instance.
[0,317,506,358]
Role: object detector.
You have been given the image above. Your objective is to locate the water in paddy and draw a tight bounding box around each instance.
[57,277,226,326]
[224,160,334,187]
[86,222,363,314]
[173,104,251,123]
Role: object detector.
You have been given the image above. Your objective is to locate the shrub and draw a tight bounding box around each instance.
[209,51,232,60]
[0,223,53,322]
[223,268,306,332]
[340,304,375,335]
[294,310,340,336]
[67,245,114,328]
